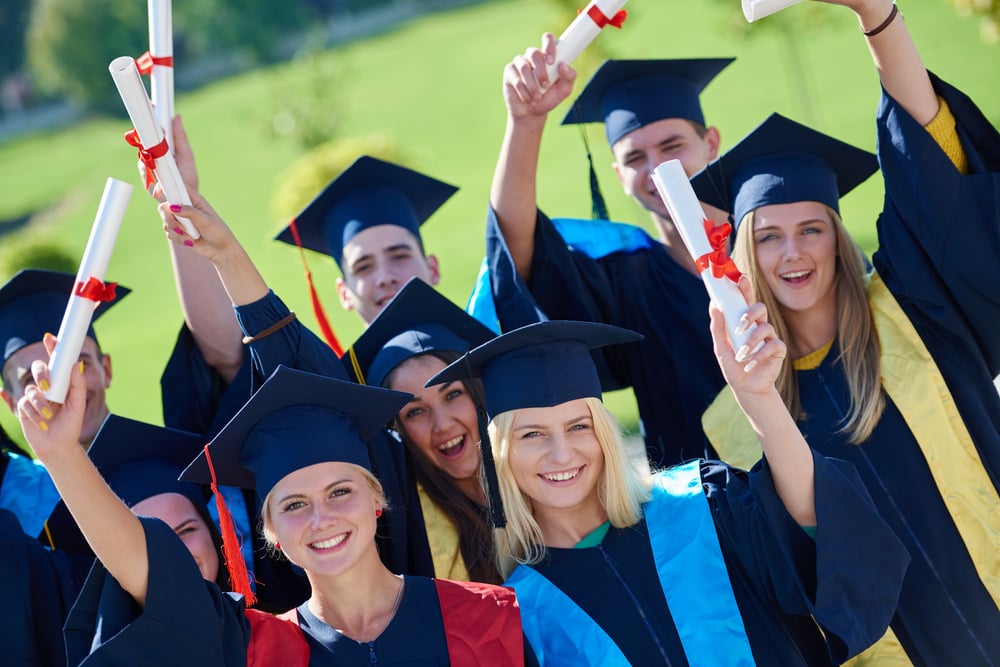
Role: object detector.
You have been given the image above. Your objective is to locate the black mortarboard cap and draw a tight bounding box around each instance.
[0,269,129,366]
[689,113,878,234]
[562,58,734,146]
[87,414,208,510]
[274,156,458,271]
[426,321,643,419]
[342,277,496,387]
[180,365,411,502]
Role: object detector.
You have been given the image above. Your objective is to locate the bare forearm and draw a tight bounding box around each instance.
[169,243,243,383]
[490,116,547,281]
[40,444,150,605]
[736,390,816,526]
[210,242,270,309]
[856,0,938,125]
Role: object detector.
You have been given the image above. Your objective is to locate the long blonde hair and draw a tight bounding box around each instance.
[488,397,652,576]
[732,206,885,443]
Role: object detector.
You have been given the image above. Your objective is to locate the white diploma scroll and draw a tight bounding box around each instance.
[148,0,174,147]
[742,0,801,22]
[45,178,133,403]
[108,55,199,239]
[545,0,629,84]
[652,159,755,352]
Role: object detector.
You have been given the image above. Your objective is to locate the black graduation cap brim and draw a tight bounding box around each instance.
[0,269,130,363]
[425,320,643,417]
[342,277,496,385]
[86,414,208,508]
[561,58,735,140]
[273,155,459,259]
[180,365,411,491]
[689,113,878,226]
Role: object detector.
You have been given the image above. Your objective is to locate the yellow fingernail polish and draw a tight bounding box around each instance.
[79,361,85,374]
[39,379,50,392]
[39,421,49,432]
[42,406,53,420]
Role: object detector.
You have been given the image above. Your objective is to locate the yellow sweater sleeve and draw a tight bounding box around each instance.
[924,97,970,175]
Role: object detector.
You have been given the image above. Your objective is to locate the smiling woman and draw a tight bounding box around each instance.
[427,319,909,665]
[18,364,525,666]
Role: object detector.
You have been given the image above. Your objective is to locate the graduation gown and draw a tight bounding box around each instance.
[65,517,523,666]
[486,209,723,467]
[0,507,75,667]
[706,75,1000,665]
[507,456,908,666]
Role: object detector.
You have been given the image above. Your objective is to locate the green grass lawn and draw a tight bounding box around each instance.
[0,0,996,446]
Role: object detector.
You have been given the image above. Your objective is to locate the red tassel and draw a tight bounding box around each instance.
[287,219,344,356]
[203,445,257,606]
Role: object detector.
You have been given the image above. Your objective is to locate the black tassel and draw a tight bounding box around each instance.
[577,123,610,221]
[477,406,507,528]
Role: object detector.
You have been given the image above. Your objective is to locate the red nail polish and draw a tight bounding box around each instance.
[173,226,183,235]
[169,204,182,213]
[184,240,194,247]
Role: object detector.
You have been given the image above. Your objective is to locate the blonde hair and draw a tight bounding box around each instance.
[732,206,885,443]
[489,397,652,576]
[260,465,387,550]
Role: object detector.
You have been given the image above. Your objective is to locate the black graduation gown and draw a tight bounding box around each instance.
[66,518,518,666]
[0,507,75,667]
[798,74,1000,666]
[523,454,908,665]
[486,208,723,467]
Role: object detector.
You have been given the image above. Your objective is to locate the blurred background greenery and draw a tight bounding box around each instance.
[0,0,996,448]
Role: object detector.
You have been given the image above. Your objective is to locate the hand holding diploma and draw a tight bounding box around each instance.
[45,178,132,403]
[545,0,629,83]
[651,159,756,352]
[109,55,199,239]
[504,33,578,122]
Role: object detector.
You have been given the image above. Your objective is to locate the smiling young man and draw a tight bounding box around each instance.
[487,34,734,466]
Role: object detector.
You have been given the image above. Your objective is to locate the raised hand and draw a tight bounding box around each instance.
[17,334,87,463]
[158,188,238,265]
[709,277,787,401]
[143,115,200,201]
[503,32,577,121]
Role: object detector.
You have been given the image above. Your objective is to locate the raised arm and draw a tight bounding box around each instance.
[17,337,150,606]
[490,33,577,281]
[156,117,244,383]
[819,0,938,124]
[708,280,815,525]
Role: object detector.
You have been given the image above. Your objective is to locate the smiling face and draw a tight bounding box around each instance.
[1,336,111,446]
[387,354,482,493]
[132,492,219,583]
[751,201,839,320]
[612,118,720,219]
[266,462,382,578]
[507,399,606,525]
[336,225,441,324]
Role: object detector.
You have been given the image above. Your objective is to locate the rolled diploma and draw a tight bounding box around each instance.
[45,179,133,403]
[108,55,199,238]
[148,0,174,147]
[545,0,629,83]
[652,159,754,352]
[742,0,801,22]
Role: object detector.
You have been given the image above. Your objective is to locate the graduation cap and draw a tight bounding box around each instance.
[180,365,411,603]
[87,414,208,511]
[562,58,735,147]
[274,155,458,270]
[689,113,879,234]
[0,269,129,366]
[342,277,496,387]
[425,321,643,527]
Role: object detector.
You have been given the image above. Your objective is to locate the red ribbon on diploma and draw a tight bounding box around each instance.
[124,129,169,190]
[696,219,742,283]
[583,4,628,28]
[135,52,174,76]
[75,277,118,303]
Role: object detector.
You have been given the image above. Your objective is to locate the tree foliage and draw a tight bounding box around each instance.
[948,0,1000,42]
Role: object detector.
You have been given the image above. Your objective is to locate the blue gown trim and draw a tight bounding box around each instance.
[466,217,654,331]
[0,452,59,538]
[507,462,754,666]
